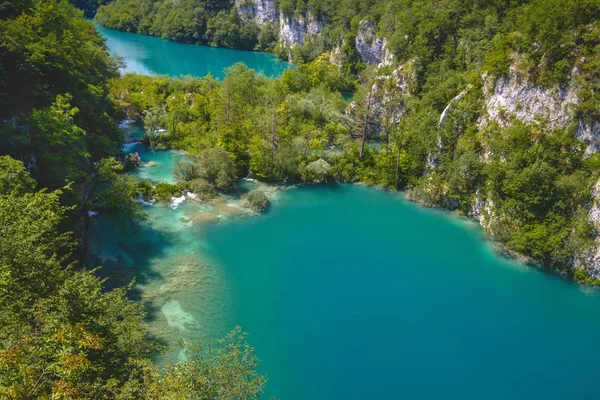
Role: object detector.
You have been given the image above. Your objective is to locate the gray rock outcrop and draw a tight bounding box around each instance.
[235,0,279,27]
[355,20,394,67]
[573,179,600,278]
[279,12,324,48]
[479,63,600,158]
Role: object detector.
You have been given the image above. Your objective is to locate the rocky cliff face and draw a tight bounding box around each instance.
[347,65,411,140]
[472,193,495,230]
[278,12,324,48]
[235,0,279,27]
[329,44,344,67]
[355,20,394,67]
[478,63,600,158]
[573,179,600,279]
[466,59,600,277]
[235,0,325,58]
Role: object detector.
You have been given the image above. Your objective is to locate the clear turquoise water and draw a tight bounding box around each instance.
[88,137,600,399]
[95,25,292,79]
[94,24,600,396]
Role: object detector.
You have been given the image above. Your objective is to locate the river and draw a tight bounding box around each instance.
[88,27,600,400]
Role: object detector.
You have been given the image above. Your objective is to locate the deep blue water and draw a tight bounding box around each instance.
[203,184,600,400]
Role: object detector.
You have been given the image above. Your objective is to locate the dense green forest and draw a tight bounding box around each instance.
[2,0,600,396]
[95,0,264,50]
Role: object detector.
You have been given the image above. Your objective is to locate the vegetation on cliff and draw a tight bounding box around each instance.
[95,0,262,50]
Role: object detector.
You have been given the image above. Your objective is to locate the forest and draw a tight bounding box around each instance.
[1,0,600,397]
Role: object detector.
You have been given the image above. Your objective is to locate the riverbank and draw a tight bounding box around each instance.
[117,116,596,288]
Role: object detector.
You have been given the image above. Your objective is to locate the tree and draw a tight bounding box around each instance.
[194,147,237,191]
[246,189,270,212]
[114,327,266,399]
[143,105,166,151]
[0,155,35,194]
[303,158,332,182]
[0,157,69,318]
[84,158,145,225]
[352,71,378,161]
[0,157,267,399]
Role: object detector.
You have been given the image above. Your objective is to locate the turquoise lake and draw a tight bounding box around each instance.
[89,28,600,399]
[89,136,600,400]
[95,25,292,79]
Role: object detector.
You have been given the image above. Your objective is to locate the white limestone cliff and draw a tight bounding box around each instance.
[278,12,324,48]
[235,0,279,27]
[355,20,394,68]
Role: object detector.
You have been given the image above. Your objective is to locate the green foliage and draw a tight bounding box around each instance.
[24,95,89,189]
[137,179,154,198]
[103,0,600,279]
[0,3,271,397]
[124,152,142,171]
[154,182,183,202]
[0,156,267,397]
[96,0,259,50]
[190,178,216,200]
[302,158,333,182]
[256,23,278,52]
[117,327,266,399]
[195,147,237,191]
[0,155,35,195]
[0,164,70,317]
[246,189,270,212]
[0,0,121,171]
[173,159,200,183]
[137,181,154,199]
[88,158,146,224]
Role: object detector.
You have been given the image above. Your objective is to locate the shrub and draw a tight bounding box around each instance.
[124,152,141,171]
[173,159,199,183]
[302,158,332,182]
[137,180,153,198]
[190,178,216,201]
[246,190,269,212]
[154,182,183,202]
[196,147,237,191]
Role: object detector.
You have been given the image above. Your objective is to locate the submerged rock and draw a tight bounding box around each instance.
[161,299,200,332]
